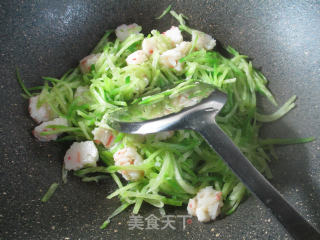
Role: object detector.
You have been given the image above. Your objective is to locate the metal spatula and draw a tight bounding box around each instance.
[109,85,320,240]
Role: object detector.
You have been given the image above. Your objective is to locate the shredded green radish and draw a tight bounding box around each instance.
[16,68,32,98]
[156,5,172,19]
[21,8,315,228]
[41,183,59,202]
[256,95,296,122]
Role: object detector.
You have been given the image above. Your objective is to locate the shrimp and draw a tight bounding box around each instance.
[113,146,144,181]
[64,141,99,171]
[126,50,148,65]
[159,41,191,71]
[187,186,223,222]
[176,41,192,55]
[142,37,158,55]
[159,48,182,70]
[171,92,201,108]
[32,117,68,142]
[79,53,101,74]
[29,95,55,123]
[151,131,174,141]
[74,86,89,98]
[115,23,142,41]
[92,126,115,149]
[74,86,91,104]
[163,26,183,45]
[192,30,216,50]
[142,33,175,55]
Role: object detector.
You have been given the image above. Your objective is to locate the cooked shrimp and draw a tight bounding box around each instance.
[92,126,115,148]
[159,48,181,70]
[171,93,201,108]
[29,95,55,123]
[163,26,183,45]
[64,141,99,171]
[176,41,192,55]
[74,86,89,98]
[187,186,223,222]
[142,37,158,55]
[115,23,142,41]
[192,30,216,50]
[126,50,148,65]
[113,146,144,181]
[33,117,68,142]
[159,41,191,71]
[79,53,101,74]
[152,131,174,141]
[74,86,90,104]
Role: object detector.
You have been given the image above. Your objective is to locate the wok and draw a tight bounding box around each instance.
[0,0,319,239]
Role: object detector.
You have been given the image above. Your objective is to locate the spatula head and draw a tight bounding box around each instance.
[108,83,227,134]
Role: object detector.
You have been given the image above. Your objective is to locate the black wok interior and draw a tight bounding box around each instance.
[0,0,319,239]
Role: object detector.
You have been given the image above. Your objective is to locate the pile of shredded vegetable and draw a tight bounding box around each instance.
[18,9,314,228]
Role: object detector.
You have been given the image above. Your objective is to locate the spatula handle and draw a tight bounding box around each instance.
[195,117,320,240]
